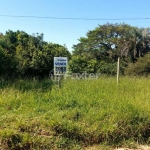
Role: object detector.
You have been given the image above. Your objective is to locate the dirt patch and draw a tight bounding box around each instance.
[116,145,150,150]
[85,145,150,150]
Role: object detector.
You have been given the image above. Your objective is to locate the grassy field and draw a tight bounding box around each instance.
[0,77,150,149]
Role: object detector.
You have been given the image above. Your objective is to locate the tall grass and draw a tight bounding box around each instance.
[0,77,150,149]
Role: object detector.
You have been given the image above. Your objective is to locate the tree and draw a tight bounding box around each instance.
[0,46,16,76]
[0,30,71,78]
[71,23,150,74]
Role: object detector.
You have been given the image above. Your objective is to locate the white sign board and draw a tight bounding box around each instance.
[54,57,68,75]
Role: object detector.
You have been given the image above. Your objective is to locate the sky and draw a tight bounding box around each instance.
[1,0,150,52]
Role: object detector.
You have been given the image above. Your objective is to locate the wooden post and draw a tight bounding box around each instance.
[58,75,62,88]
[117,57,120,83]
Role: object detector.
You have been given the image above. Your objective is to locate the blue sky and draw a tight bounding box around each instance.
[1,0,150,52]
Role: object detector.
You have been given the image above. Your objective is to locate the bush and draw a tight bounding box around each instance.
[125,53,150,76]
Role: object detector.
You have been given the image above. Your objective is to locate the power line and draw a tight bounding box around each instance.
[0,15,150,20]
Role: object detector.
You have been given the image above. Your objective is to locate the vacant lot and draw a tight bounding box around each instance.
[0,77,150,149]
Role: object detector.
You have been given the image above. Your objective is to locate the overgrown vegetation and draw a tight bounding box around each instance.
[0,23,150,77]
[125,52,150,76]
[1,23,150,149]
[0,31,71,78]
[1,77,150,149]
[70,23,150,75]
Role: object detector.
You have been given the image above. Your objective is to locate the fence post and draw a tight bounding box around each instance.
[117,57,120,83]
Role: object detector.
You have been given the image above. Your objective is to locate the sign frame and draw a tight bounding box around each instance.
[54,57,68,75]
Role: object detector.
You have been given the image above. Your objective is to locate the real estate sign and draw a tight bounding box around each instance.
[54,57,68,75]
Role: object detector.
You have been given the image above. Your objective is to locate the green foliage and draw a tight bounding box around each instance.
[1,24,150,77]
[71,23,150,75]
[125,53,150,76]
[0,46,16,76]
[69,56,127,75]
[69,56,100,73]
[0,30,71,78]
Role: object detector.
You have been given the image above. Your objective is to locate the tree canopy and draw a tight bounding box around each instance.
[0,30,71,78]
[1,23,150,78]
[70,23,150,75]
